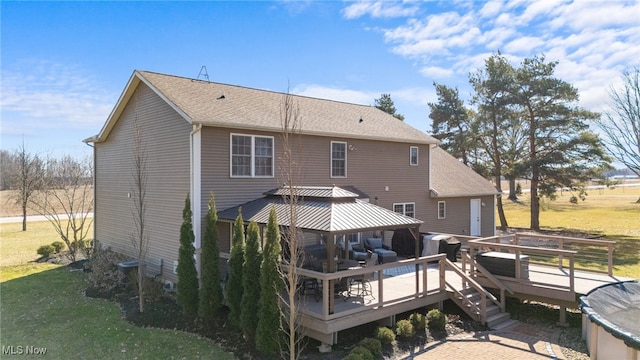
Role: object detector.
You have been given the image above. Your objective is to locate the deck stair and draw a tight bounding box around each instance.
[448,287,511,328]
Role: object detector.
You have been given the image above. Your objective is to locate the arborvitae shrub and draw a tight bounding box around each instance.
[375,326,396,344]
[358,337,382,357]
[426,309,447,330]
[395,319,415,338]
[341,353,364,360]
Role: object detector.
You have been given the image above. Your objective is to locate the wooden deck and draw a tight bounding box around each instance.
[291,233,636,346]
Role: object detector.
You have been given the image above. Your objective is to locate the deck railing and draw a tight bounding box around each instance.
[291,254,447,321]
[468,237,578,294]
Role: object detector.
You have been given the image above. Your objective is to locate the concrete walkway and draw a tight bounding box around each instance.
[409,321,565,360]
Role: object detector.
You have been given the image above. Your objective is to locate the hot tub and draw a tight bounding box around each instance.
[580,281,640,360]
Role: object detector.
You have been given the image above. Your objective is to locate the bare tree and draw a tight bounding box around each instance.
[130,117,149,313]
[8,141,45,231]
[30,154,93,261]
[279,91,306,360]
[597,67,640,202]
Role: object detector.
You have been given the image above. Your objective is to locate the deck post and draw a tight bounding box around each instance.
[557,306,568,326]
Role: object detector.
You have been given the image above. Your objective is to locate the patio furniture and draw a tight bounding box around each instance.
[299,276,320,302]
[438,237,461,262]
[365,238,397,264]
[339,240,368,262]
[349,255,377,298]
[476,251,529,279]
[422,234,451,256]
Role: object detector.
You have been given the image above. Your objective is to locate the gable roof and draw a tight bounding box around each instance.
[86,70,439,145]
[429,147,500,198]
[217,186,423,235]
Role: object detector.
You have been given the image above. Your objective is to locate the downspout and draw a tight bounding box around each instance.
[190,123,203,275]
[85,141,96,251]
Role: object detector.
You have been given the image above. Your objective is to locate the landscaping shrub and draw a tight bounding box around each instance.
[51,241,65,253]
[410,312,427,330]
[426,309,446,330]
[37,245,55,258]
[341,353,364,360]
[395,319,415,338]
[375,326,396,344]
[350,345,373,360]
[358,337,382,357]
[85,246,126,294]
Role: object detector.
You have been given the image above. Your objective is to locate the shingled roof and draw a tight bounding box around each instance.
[88,70,439,145]
[430,147,500,198]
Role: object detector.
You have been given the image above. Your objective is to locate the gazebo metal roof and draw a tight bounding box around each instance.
[217,186,423,235]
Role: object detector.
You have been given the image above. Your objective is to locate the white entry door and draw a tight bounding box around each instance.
[470,199,481,236]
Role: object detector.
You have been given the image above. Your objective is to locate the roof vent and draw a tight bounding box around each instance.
[217,92,225,100]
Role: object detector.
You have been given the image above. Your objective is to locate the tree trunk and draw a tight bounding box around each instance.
[530,175,540,230]
[21,203,27,231]
[508,178,518,201]
[496,196,508,230]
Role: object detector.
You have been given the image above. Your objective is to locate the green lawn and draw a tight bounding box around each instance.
[0,221,233,359]
[501,185,640,279]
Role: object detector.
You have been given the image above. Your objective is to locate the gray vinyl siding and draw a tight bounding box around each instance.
[424,195,495,237]
[200,127,431,249]
[94,83,191,283]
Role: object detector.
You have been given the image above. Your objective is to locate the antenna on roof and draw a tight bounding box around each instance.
[197,66,210,82]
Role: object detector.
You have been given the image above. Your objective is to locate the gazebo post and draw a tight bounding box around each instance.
[327,233,337,314]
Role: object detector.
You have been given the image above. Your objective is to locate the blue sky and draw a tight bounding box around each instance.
[2,1,639,159]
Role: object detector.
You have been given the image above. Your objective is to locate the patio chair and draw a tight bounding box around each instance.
[339,239,368,263]
[365,238,397,264]
[349,255,377,299]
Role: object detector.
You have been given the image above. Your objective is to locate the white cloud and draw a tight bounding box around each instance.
[342,0,419,19]
[419,66,454,79]
[291,84,375,105]
[1,60,114,132]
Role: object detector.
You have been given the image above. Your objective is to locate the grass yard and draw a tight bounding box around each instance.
[501,185,640,279]
[0,221,233,360]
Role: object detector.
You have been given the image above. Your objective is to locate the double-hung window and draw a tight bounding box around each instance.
[230,134,274,177]
[331,141,347,178]
[393,202,415,217]
[410,146,419,166]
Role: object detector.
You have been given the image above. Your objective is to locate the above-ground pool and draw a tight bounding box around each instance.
[580,281,640,360]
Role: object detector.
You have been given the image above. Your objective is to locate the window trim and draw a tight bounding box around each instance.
[330,141,347,178]
[438,201,446,219]
[230,133,274,178]
[410,146,419,166]
[393,202,416,218]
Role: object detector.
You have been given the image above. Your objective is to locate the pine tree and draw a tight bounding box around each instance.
[199,193,223,322]
[240,221,263,343]
[227,211,245,327]
[256,207,283,357]
[176,194,199,318]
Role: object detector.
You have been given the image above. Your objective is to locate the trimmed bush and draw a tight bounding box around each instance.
[375,326,396,344]
[341,353,364,360]
[410,312,427,330]
[351,346,373,360]
[37,245,55,258]
[51,241,65,253]
[358,337,382,357]
[85,246,126,293]
[396,319,415,338]
[427,309,447,330]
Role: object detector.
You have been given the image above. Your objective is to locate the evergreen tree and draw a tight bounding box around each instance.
[256,207,283,357]
[227,211,245,327]
[240,221,263,343]
[199,193,223,322]
[374,93,405,121]
[428,83,473,165]
[176,194,199,318]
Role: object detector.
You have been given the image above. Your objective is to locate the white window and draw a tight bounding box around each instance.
[410,146,419,166]
[230,134,274,177]
[438,201,446,219]
[331,141,347,178]
[393,202,415,217]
